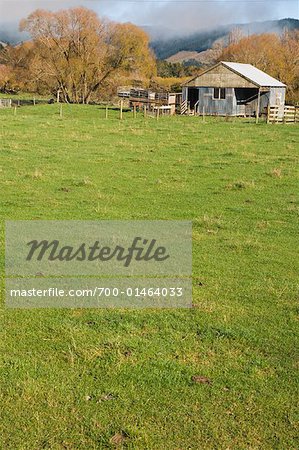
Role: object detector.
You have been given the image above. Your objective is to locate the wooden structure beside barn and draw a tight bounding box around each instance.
[118,87,181,115]
[0,98,12,108]
[182,62,286,118]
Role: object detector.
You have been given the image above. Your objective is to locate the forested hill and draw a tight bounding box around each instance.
[151,18,299,60]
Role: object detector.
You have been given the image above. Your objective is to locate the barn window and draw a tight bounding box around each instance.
[213,88,226,100]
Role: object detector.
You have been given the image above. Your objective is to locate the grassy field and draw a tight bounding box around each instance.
[0,104,298,449]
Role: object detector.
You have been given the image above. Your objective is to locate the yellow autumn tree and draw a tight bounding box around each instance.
[220,31,299,102]
[18,7,156,103]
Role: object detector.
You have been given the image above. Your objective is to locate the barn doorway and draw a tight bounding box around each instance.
[235,88,259,104]
[187,88,199,110]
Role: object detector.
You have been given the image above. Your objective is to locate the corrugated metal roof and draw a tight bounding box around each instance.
[222,62,286,87]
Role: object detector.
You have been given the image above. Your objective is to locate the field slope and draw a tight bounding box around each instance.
[0,105,298,449]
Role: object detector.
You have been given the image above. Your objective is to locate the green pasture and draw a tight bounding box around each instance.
[0,104,298,449]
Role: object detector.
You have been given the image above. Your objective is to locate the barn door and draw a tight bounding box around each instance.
[188,88,199,110]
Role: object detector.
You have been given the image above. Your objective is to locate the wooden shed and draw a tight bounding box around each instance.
[118,87,181,115]
[182,61,286,117]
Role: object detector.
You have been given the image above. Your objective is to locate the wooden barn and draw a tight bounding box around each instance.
[182,61,286,117]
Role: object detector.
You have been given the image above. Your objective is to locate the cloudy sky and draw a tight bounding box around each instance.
[0,0,298,37]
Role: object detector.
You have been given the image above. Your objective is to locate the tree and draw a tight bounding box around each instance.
[0,42,36,93]
[228,28,244,46]
[0,64,13,93]
[219,31,299,102]
[19,7,156,103]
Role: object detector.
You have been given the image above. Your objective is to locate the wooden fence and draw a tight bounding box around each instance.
[0,98,12,108]
[180,99,188,115]
[268,105,299,124]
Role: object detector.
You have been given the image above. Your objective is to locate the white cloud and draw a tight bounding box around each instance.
[0,0,298,37]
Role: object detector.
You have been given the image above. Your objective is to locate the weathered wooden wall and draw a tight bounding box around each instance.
[183,86,286,117]
[243,91,270,116]
[185,65,257,89]
[269,87,286,107]
[197,87,235,115]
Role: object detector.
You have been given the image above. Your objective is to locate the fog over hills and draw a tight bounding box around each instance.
[0,17,298,65]
[0,22,29,45]
[150,18,299,61]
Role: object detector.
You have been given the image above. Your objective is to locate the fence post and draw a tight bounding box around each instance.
[120,100,123,120]
[105,105,108,119]
[133,105,137,119]
[156,107,160,121]
[144,105,147,118]
[256,89,261,124]
[283,107,286,124]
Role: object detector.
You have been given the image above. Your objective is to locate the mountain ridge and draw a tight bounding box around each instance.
[151,18,299,61]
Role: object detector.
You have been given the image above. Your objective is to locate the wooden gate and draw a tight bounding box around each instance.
[268,105,299,124]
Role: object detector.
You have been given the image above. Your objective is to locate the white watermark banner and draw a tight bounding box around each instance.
[5,278,192,309]
[6,220,192,276]
[5,220,192,308]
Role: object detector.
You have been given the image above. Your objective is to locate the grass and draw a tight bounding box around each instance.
[0,104,298,449]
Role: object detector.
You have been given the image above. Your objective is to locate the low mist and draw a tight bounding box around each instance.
[0,0,297,42]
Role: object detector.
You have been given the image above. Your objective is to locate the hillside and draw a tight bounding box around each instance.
[166,38,225,66]
[0,23,29,45]
[151,18,299,64]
